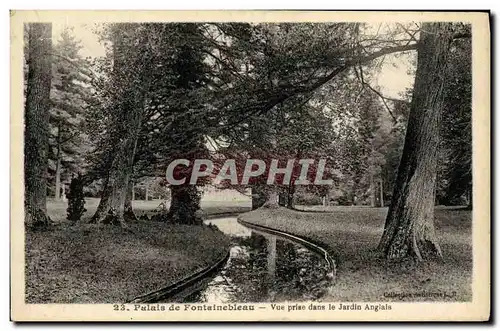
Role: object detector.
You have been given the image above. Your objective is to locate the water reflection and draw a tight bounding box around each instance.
[184,218,331,303]
[267,236,276,284]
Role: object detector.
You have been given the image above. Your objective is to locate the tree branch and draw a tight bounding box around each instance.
[365,84,398,123]
[300,43,419,96]
[365,83,407,104]
[353,66,398,123]
[215,42,420,131]
[396,23,419,45]
[46,52,98,81]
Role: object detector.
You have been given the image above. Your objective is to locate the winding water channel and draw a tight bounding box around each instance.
[182,217,332,303]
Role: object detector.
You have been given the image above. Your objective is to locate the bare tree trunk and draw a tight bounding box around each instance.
[90,176,111,223]
[252,184,268,210]
[379,178,384,207]
[90,25,149,226]
[54,158,61,200]
[324,191,330,207]
[263,188,279,208]
[278,191,287,207]
[124,179,137,221]
[54,123,62,200]
[93,110,142,226]
[378,23,454,261]
[370,172,376,207]
[61,183,66,201]
[24,23,53,227]
[286,185,295,209]
[166,185,202,225]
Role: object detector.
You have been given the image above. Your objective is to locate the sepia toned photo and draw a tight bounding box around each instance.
[10,10,490,322]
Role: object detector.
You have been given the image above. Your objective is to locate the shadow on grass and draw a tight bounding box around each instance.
[239,207,472,302]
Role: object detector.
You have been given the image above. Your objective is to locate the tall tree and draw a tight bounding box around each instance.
[49,27,91,200]
[24,23,53,227]
[440,38,472,207]
[90,24,153,225]
[378,23,455,260]
[161,24,209,225]
[90,23,209,225]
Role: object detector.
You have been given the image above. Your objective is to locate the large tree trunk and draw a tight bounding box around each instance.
[92,105,142,226]
[90,176,111,223]
[166,185,202,225]
[91,24,148,226]
[252,184,268,210]
[124,179,137,221]
[263,187,279,208]
[24,23,53,228]
[286,185,295,209]
[278,191,287,207]
[378,23,454,261]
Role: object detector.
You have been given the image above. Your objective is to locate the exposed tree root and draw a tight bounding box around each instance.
[124,204,138,222]
[25,206,53,230]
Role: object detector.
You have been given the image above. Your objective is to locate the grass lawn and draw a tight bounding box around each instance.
[25,199,251,303]
[239,206,472,302]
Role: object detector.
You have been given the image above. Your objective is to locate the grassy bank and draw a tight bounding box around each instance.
[239,206,472,302]
[26,200,250,303]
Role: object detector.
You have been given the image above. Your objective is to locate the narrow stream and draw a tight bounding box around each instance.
[182,217,332,303]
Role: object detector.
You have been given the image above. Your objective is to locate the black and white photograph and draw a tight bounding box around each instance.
[10,10,490,322]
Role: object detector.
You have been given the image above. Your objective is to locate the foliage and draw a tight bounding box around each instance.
[438,38,472,205]
[24,22,472,219]
[48,27,93,195]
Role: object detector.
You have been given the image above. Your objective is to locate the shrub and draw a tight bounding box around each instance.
[66,174,87,222]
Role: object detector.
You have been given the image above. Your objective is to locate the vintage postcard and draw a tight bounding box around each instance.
[10,10,490,322]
